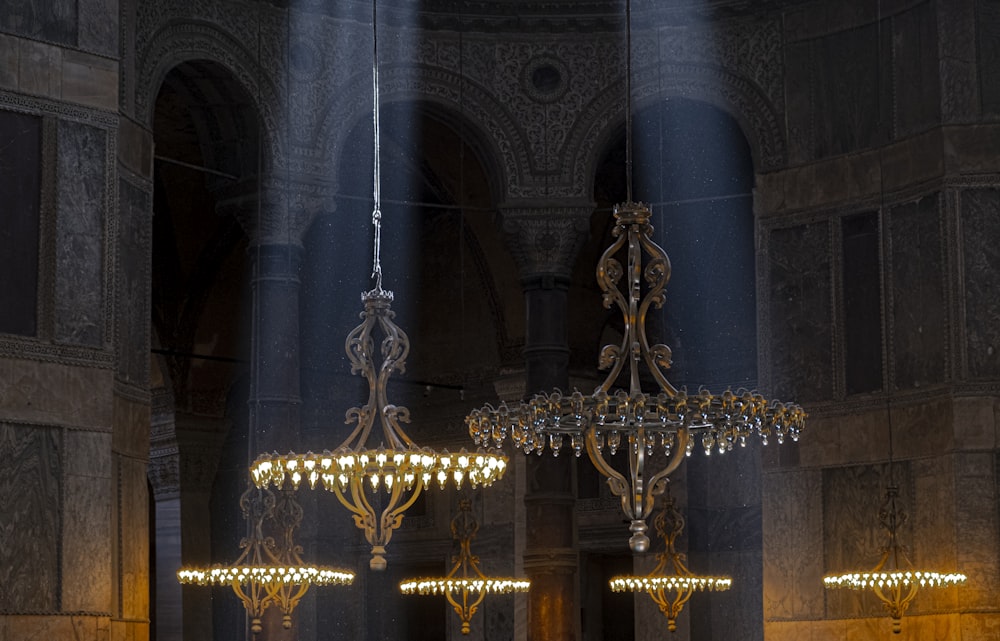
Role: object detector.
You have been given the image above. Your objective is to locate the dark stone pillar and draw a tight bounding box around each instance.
[216,178,327,641]
[250,242,304,453]
[501,204,592,641]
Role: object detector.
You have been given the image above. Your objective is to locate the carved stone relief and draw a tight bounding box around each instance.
[499,206,592,278]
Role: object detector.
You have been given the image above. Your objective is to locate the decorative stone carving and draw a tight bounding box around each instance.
[499,205,592,279]
[216,176,336,247]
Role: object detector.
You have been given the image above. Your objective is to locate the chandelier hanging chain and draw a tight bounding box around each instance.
[370,0,384,293]
[624,0,633,203]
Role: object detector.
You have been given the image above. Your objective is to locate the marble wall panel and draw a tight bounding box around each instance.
[890,398,953,461]
[951,453,999,611]
[15,39,61,98]
[0,423,61,612]
[0,359,113,428]
[61,430,112,614]
[62,472,112,613]
[910,456,960,616]
[60,50,119,112]
[890,194,946,390]
[893,2,941,136]
[3,614,109,641]
[0,0,77,47]
[117,458,149,621]
[961,612,1000,641]
[952,396,998,450]
[979,1,1000,116]
[762,468,823,620]
[811,21,888,159]
[961,189,1000,379]
[764,619,846,641]
[0,35,16,87]
[688,549,762,641]
[111,392,149,462]
[116,178,151,388]
[78,0,119,57]
[56,120,106,347]
[766,222,833,403]
[783,39,812,166]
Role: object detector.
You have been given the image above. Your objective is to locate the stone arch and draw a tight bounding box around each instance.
[318,63,520,204]
[136,21,280,169]
[574,62,787,197]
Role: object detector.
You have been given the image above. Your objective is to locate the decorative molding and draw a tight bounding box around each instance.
[498,205,593,279]
[0,338,114,369]
[134,19,280,160]
[214,176,338,246]
[0,92,119,127]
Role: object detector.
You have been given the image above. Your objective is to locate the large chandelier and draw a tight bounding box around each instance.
[609,486,730,632]
[465,0,804,553]
[399,498,530,634]
[823,483,966,633]
[249,0,507,571]
[177,486,354,636]
[467,201,806,552]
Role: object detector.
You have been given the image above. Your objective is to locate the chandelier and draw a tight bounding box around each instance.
[823,483,966,633]
[464,0,804,553]
[177,486,354,636]
[609,486,730,632]
[467,201,805,552]
[249,0,507,571]
[399,498,530,634]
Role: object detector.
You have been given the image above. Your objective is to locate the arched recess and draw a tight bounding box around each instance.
[317,63,524,205]
[136,21,280,167]
[149,58,257,641]
[573,62,787,203]
[581,97,763,641]
[297,97,523,640]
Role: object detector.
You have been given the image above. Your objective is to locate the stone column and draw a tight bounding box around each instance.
[220,178,326,454]
[148,390,226,641]
[500,204,592,641]
[216,178,327,640]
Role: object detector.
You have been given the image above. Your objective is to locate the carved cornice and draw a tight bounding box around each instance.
[213,175,338,246]
[499,204,593,279]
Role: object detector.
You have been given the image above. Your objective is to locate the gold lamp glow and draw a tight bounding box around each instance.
[823,484,966,634]
[250,290,508,570]
[177,487,353,636]
[399,499,530,634]
[609,489,730,632]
